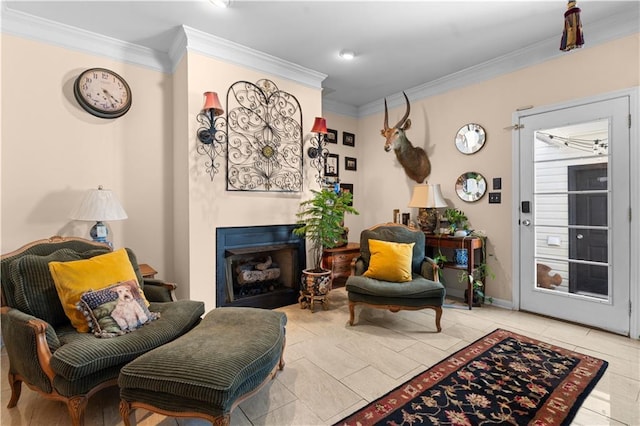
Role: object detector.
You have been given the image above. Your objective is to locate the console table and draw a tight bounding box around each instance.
[424,235,485,310]
[322,243,360,287]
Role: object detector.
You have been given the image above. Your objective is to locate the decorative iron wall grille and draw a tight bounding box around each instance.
[225,79,303,192]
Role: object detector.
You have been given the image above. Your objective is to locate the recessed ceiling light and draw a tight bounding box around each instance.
[339,50,355,60]
[209,0,230,8]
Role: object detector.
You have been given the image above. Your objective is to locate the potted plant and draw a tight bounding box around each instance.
[293,188,359,309]
[443,208,469,235]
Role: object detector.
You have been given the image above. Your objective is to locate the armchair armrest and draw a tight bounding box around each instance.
[1,307,58,394]
[352,257,366,276]
[143,279,178,302]
[420,257,440,282]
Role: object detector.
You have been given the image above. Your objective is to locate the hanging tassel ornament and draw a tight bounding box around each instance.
[560,0,584,51]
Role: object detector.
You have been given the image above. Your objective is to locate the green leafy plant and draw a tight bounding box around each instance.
[458,235,494,304]
[432,251,448,284]
[443,208,468,232]
[293,188,359,272]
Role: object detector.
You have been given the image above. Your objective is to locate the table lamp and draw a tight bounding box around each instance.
[69,185,128,246]
[408,183,447,233]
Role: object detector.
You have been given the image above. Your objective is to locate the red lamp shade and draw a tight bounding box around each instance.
[202,92,224,116]
[311,117,328,134]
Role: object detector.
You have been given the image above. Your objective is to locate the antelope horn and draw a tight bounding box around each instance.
[383,98,389,130]
[394,92,411,129]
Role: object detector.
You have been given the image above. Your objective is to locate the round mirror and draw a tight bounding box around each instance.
[455,123,486,154]
[455,172,487,202]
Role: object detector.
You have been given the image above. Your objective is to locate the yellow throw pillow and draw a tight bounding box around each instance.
[363,239,415,282]
[49,248,146,332]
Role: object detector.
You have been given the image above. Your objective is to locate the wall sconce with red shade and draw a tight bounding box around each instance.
[307,117,329,185]
[196,91,226,180]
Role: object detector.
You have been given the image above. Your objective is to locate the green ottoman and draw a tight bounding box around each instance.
[118,307,287,425]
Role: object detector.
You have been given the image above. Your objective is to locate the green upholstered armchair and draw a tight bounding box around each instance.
[345,223,445,332]
[0,236,205,426]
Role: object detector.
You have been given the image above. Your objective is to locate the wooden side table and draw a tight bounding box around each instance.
[139,263,158,279]
[322,243,360,287]
[424,235,484,310]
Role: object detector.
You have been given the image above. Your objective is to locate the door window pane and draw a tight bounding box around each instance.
[533,119,609,300]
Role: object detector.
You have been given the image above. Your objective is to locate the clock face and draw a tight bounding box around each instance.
[73,68,132,118]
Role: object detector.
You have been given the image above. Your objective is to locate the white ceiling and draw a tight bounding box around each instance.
[4,1,639,110]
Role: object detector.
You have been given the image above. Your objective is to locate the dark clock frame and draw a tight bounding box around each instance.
[73,68,132,119]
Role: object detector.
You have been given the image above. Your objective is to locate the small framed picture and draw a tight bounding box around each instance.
[340,183,354,206]
[325,153,339,177]
[324,176,339,185]
[326,129,338,144]
[343,131,355,147]
[345,156,357,171]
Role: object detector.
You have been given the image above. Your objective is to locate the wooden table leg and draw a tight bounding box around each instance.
[467,240,474,310]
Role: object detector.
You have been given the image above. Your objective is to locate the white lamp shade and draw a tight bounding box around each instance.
[407,184,448,208]
[69,187,128,221]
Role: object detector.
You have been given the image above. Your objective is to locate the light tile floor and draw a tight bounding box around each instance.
[2,287,639,425]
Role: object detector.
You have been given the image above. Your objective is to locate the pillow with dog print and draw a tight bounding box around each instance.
[49,248,150,333]
[77,280,160,338]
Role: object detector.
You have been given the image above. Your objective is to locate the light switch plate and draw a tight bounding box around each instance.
[489,192,501,204]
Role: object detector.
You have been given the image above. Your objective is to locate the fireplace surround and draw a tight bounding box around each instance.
[216,224,306,308]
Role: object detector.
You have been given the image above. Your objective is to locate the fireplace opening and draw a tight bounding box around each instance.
[216,225,306,309]
[226,244,297,303]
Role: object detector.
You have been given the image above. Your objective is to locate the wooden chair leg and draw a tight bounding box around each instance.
[7,373,22,408]
[120,400,135,426]
[348,301,356,325]
[67,396,88,426]
[278,338,286,371]
[434,306,443,332]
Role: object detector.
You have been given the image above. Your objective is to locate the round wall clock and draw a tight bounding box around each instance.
[73,68,132,119]
[455,123,486,154]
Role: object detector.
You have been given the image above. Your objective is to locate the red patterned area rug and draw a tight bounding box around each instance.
[335,329,607,426]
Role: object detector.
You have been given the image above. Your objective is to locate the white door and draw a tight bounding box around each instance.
[517,96,630,335]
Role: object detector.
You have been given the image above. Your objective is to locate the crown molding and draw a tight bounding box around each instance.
[2,3,635,112]
[0,6,328,91]
[178,26,327,90]
[168,26,189,72]
[356,9,640,118]
[322,99,359,118]
[1,5,172,73]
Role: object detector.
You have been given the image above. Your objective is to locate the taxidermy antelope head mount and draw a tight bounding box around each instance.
[381,92,431,183]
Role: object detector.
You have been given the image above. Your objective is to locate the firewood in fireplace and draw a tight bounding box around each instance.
[255,256,273,271]
[235,256,281,285]
[238,268,281,285]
